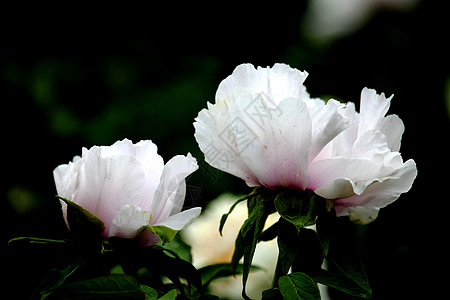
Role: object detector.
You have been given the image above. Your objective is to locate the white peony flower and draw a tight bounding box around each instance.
[53,138,201,246]
[194,63,417,223]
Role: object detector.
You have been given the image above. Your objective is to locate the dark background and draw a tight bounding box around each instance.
[4,2,448,299]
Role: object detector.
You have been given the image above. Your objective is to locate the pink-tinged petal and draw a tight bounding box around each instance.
[308,157,382,198]
[194,99,260,186]
[334,159,417,208]
[228,96,312,189]
[377,114,404,152]
[134,140,164,210]
[358,87,393,135]
[109,205,151,238]
[150,153,198,224]
[74,152,146,235]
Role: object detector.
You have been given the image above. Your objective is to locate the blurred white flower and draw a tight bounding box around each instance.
[53,138,201,246]
[302,0,419,42]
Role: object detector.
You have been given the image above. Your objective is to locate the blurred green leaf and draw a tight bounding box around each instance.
[139,284,158,299]
[52,274,143,299]
[158,289,177,300]
[33,259,84,300]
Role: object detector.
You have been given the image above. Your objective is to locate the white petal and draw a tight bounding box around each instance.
[154,207,202,231]
[194,99,260,186]
[377,114,404,152]
[358,88,393,135]
[150,153,198,224]
[308,99,352,162]
[109,205,151,238]
[74,151,146,234]
[308,157,382,198]
[228,96,312,189]
[334,159,417,208]
[134,140,165,210]
[216,63,308,106]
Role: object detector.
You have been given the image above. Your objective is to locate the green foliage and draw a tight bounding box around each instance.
[278,273,320,300]
[57,196,105,244]
[220,187,373,300]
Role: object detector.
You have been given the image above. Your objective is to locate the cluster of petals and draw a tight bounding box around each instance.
[53,139,201,246]
[194,63,417,223]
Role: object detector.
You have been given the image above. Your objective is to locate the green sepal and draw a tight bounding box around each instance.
[274,190,321,232]
[57,196,105,242]
[145,225,179,245]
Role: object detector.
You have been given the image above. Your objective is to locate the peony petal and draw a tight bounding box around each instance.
[228,96,312,189]
[154,207,202,230]
[216,63,308,106]
[358,88,393,135]
[134,140,165,210]
[377,114,404,152]
[308,157,382,198]
[150,153,198,224]
[109,205,152,238]
[308,99,352,162]
[333,159,417,208]
[194,99,260,186]
[73,151,146,235]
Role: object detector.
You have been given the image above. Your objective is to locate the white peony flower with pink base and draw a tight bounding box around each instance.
[53,138,201,246]
[194,63,416,224]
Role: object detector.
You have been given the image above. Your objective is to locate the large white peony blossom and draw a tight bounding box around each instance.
[53,138,201,246]
[194,63,416,223]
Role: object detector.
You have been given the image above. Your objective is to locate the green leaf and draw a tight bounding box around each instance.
[309,268,372,299]
[315,205,337,257]
[163,234,192,263]
[145,225,179,245]
[52,274,143,299]
[199,263,261,288]
[158,289,177,300]
[140,284,158,299]
[274,190,321,232]
[219,194,253,236]
[33,259,84,300]
[140,246,202,293]
[278,273,320,300]
[230,192,275,299]
[57,196,105,241]
[8,236,72,247]
[276,218,299,277]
